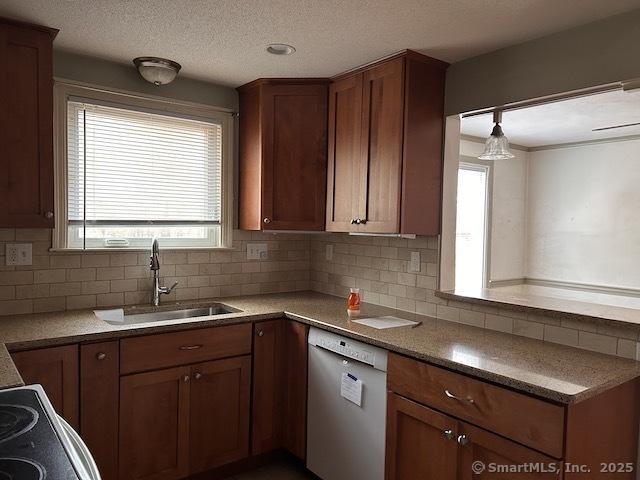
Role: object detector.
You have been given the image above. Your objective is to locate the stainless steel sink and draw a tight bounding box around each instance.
[94,304,240,325]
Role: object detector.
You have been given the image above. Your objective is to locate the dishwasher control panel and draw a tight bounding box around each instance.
[308,327,388,371]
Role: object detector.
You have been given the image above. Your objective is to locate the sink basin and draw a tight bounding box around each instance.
[94,304,240,325]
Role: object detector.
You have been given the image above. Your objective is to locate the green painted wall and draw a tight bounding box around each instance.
[445,9,640,115]
[54,50,238,111]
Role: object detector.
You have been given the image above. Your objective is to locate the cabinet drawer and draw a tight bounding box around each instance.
[387,353,565,458]
[120,324,252,375]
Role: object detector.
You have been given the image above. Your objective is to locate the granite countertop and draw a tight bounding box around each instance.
[438,285,640,329]
[1,291,638,404]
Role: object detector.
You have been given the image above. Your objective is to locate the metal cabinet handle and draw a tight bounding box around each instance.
[457,434,469,446]
[179,344,203,350]
[263,217,271,224]
[183,375,190,382]
[359,218,367,224]
[44,211,54,219]
[350,219,357,225]
[257,330,264,337]
[95,352,106,361]
[444,389,474,404]
[443,429,455,440]
[194,372,202,380]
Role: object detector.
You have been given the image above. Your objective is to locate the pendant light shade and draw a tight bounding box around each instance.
[478,110,515,160]
[133,57,181,86]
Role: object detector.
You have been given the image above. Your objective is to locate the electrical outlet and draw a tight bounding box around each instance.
[326,244,333,261]
[6,244,32,266]
[409,251,421,273]
[247,243,268,260]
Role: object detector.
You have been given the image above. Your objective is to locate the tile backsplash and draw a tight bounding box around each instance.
[0,229,309,315]
[309,233,640,360]
[1,228,638,360]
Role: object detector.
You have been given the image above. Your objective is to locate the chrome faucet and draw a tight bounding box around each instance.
[150,238,178,306]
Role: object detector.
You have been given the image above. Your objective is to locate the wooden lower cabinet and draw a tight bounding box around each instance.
[457,422,561,480]
[189,356,251,474]
[80,341,119,480]
[386,393,561,480]
[119,366,190,480]
[11,344,79,428]
[119,356,251,480]
[251,319,308,459]
[386,393,458,480]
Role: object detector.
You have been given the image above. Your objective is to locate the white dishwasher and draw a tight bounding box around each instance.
[306,327,388,480]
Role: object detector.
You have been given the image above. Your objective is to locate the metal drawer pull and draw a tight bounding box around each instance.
[444,389,474,404]
[194,372,202,380]
[457,434,469,446]
[179,344,203,351]
[443,429,455,440]
[95,352,107,361]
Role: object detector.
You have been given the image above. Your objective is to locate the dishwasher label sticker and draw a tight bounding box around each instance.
[341,372,363,406]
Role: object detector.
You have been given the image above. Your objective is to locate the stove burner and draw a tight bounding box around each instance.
[0,458,45,480]
[0,405,39,443]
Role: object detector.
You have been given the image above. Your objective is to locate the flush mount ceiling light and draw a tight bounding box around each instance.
[478,110,515,160]
[133,57,181,86]
[266,43,296,55]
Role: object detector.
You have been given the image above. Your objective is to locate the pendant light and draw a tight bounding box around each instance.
[478,110,515,160]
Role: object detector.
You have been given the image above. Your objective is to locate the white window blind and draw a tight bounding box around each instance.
[67,99,222,226]
[64,98,225,249]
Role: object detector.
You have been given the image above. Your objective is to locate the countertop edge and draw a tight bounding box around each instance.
[436,290,640,330]
[2,296,639,405]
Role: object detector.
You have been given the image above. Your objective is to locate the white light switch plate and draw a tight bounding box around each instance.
[6,244,32,266]
[247,243,268,260]
[326,244,333,261]
[409,251,421,273]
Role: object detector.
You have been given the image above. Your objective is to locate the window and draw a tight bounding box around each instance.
[455,162,490,291]
[54,83,233,249]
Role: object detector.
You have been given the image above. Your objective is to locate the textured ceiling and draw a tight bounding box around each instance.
[1,0,639,87]
[461,89,640,147]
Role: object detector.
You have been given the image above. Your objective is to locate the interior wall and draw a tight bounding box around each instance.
[445,8,640,115]
[54,50,238,111]
[526,138,640,290]
[459,139,529,283]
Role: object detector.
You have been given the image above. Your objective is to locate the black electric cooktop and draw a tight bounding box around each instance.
[0,388,80,479]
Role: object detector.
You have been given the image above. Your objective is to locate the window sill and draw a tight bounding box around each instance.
[49,246,235,253]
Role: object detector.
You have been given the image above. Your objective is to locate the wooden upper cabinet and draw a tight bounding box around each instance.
[359,58,405,233]
[327,50,448,235]
[11,344,79,429]
[0,18,57,228]
[238,79,328,231]
[326,74,363,231]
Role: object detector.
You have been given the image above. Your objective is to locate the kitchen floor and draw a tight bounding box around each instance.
[225,460,316,480]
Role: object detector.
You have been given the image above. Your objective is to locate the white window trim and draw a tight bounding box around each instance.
[52,80,235,251]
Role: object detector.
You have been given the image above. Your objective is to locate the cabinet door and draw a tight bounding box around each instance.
[189,356,251,473]
[119,366,190,480]
[358,57,404,233]
[457,421,562,480]
[251,320,284,454]
[80,342,119,480]
[0,22,55,227]
[386,393,458,480]
[281,320,308,460]
[326,74,363,232]
[12,345,79,428]
[261,84,328,231]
